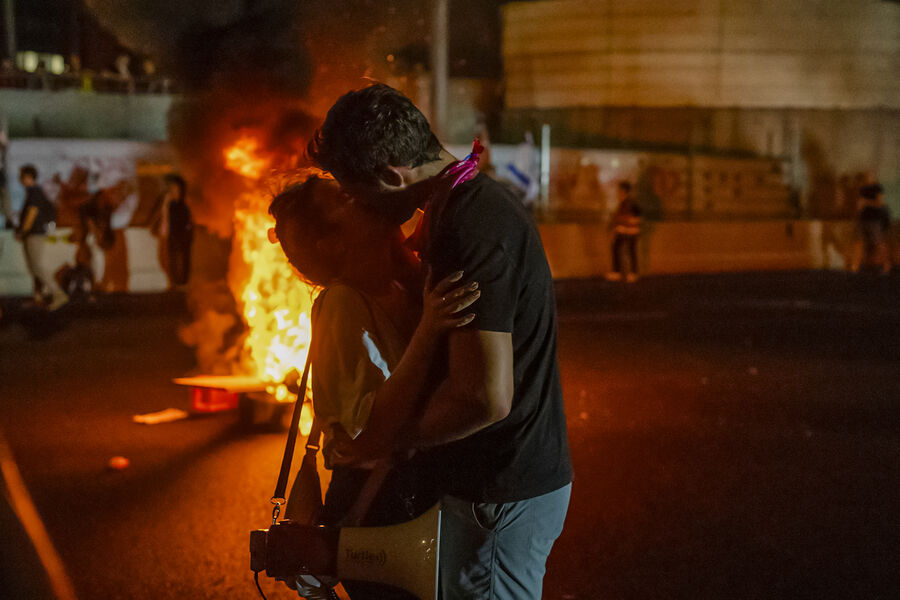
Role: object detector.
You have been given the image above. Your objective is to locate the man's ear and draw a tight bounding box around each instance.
[379,165,409,191]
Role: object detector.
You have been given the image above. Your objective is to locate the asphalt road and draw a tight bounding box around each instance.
[1,271,899,600]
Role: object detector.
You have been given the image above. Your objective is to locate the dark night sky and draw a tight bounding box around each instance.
[9,0,511,80]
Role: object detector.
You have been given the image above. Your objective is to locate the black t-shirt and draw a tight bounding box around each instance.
[19,185,56,236]
[859,204,890,229]
[168,199,193,241]
[424,173,573,503]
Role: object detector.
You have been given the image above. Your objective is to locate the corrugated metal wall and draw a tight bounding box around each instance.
[503,0,900,110]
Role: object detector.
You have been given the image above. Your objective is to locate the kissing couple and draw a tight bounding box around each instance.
[269,83,572,600]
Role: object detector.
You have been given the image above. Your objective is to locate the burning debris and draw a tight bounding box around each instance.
[222,135,317,405]
[82,1,432,428]
[170,131,319,432]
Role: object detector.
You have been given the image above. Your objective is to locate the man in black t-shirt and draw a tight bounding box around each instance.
[16,165,68,309]
[310,84,572,599]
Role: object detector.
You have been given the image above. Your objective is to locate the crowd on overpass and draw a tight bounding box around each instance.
[0,54,174,95]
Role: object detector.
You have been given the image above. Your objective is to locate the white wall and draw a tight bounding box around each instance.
[2,138,172,229]
[0,228,168,296]
[0,89,172,139]
[537,219,863,278]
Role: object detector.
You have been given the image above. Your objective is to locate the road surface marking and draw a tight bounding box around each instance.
[0,429,78,600]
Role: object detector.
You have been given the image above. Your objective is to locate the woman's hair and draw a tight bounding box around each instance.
[268,175,343,287]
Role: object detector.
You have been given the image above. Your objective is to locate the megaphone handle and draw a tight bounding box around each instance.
[331,583,352,600]
[341,461,393,527]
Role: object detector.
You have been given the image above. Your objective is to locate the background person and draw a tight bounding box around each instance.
[851,182,892,275]
[607,180,643,282]
[15,165,68,310]
[151,174,193,288]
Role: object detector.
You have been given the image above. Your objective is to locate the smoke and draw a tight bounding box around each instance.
[84,0,310,94]
[83,0,429,374]
[83,0,430,235]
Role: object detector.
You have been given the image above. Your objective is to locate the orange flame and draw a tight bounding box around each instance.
[224,137,269,180]
[223,135,315,434]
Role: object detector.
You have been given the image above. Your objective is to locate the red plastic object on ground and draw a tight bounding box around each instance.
[190,387,239,412]
[173,376,268,413]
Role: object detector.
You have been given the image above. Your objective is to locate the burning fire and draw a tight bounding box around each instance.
[224,137,269,180]
[224,135,315,434]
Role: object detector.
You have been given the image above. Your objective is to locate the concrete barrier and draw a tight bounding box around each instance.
[538,219,859,279]
[0,219,884,296]
[0,228,168,297]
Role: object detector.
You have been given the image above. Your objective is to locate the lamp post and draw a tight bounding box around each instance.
[2,0,14,61]
[430,0,448,140]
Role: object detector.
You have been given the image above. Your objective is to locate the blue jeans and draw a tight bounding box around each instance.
[439,483,572,600]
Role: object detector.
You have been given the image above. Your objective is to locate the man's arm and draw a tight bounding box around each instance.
[330,327,512,464]
[410,224,518,447]
[411,328,513,446]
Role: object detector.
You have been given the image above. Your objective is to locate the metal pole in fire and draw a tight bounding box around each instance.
[430,0,449,140]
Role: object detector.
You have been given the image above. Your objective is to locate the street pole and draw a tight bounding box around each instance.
[540,123,551,211]
[2,0,15,61]
[0,113,10,227]
[431,0,448,140]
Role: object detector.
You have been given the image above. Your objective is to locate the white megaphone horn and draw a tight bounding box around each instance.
[251,504,441,600]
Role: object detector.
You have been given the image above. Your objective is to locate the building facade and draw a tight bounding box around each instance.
[501,0,900,218]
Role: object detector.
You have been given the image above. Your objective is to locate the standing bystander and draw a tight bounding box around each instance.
[851,182,892,275]
[15,165,68,310]
[607,181,643,282]
[151,174,193,288]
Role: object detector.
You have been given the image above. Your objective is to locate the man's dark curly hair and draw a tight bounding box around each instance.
[308,83,443,187]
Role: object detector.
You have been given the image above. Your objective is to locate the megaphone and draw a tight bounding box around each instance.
[251,504,440,600]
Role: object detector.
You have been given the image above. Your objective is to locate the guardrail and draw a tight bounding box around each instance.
[0,71,177,95]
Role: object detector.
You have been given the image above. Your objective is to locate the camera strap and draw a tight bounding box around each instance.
[271,349,315,524]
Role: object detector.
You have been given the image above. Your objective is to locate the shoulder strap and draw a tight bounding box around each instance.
[340,461,393,527]
[273,288,326,509]
[272,349,313,506]
[272,286,396,526]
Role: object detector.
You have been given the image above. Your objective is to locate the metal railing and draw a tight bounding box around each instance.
[0,71,177,95]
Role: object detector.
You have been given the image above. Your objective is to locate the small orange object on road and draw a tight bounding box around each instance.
[108,456,130,470]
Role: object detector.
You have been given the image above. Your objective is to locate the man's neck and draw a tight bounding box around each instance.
[405,149,457,186]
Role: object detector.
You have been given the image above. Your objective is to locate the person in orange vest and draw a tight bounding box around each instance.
[607,180,643,282]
